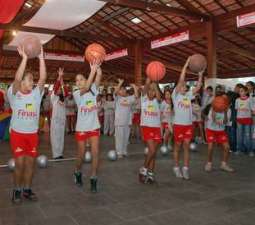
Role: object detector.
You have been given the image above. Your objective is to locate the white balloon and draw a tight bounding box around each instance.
[160,145,169,156]
[37,155,48,168]
[107,150,117,161]
[190,142,197,151]
[8,158,15,171]
[84,151,92,163]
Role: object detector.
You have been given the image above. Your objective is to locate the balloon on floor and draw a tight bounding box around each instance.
[160,145,169,156]
[7,158,15,171]
[190,142,198,151]
[37,155,48,168]
[107,150,117,161]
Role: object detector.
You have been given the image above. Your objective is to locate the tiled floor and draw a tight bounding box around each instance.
[0,134,254,225]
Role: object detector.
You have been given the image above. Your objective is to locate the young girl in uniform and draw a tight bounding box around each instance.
[73,60,102,193]
[7,45,46,203]
[139,78,161,184]
[205,104,234,172]
[172,57,203,180]
[160,89,173,148]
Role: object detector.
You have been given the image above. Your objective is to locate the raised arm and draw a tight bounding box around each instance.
[142,77,151,96]
[95,66,102,88]
[114,78,124,95]
[53,68,64,95]
[80,60,99,95]
[192,70,203,95]
[175,57,190,93]
[13,46,28,94]
[37,47,47,93]
[130,83,139,98]
[152,82,161,101]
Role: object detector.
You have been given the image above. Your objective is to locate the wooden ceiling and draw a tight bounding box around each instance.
[1,0,255,84]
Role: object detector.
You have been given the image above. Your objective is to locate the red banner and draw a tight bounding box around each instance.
[0,0,24,39]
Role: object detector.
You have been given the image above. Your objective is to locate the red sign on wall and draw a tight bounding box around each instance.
[151,31,189,49]
[237,12,255,27]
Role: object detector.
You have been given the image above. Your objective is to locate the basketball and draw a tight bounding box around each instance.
[212,95,229,112]
[21,35,42,59]
[85,43,106,63]
[189,54,207,73]
[146,61,166,81]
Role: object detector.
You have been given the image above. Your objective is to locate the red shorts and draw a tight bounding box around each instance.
[10,130,39,158]
[161,122,169,130]
[141,126,162,144]
[173,124,193,143]
[206,129,228,144]
[193,121,202,127]
[75,129,100,142]
[132,113,141,125]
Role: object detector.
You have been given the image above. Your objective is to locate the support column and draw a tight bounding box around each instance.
[206,20,217,78]
[133,40,143,86]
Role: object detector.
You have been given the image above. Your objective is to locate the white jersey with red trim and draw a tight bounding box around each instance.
[141,95,161,128]
[172,88,193,125]
[160,100,172,123]
[7,85,43,133]
[73,83,100,132]
[235,97,253,119]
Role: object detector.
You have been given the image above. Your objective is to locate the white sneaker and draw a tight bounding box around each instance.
[117,153,123,159]
[205,162,213,172]
[220,163,234,172]
[182,167,190,180]
[249,152,255,157]
[173,167,183,178]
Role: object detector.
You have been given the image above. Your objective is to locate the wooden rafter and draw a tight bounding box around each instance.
[98,0,207,20]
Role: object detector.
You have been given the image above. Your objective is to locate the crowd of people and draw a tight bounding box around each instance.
[0,46,255,204]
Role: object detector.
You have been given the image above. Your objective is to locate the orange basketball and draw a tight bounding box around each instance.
[146,61,166,81]
[189,54,207,73]
[21,35,42,59]
[84,43,106,63]
[212,95,229,112]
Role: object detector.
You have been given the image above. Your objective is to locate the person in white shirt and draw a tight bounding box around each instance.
[65,94,76,134]
[139,78,162,183]
[50,68,67,160]
[103,94,115,136]
[172,57,203,180]
[73,60,102,193]
[235,86,254,156]
[114,79,138,158]
[7,45,46,203]
[205,106,234,172]
[160,89,173,148]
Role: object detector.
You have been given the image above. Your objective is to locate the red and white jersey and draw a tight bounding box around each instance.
[7,85,43,133]
[141,95,161,128]
[73,83,100,132]
[160,100,172,123]
[235,97,253,119]
[132,98,141,114]
[192,103,202,122]
[206,109,227,131]
[172,88,193,125]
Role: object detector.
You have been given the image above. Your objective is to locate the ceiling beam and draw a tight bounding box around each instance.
[98,0,207,20]
[0,24,130,44]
